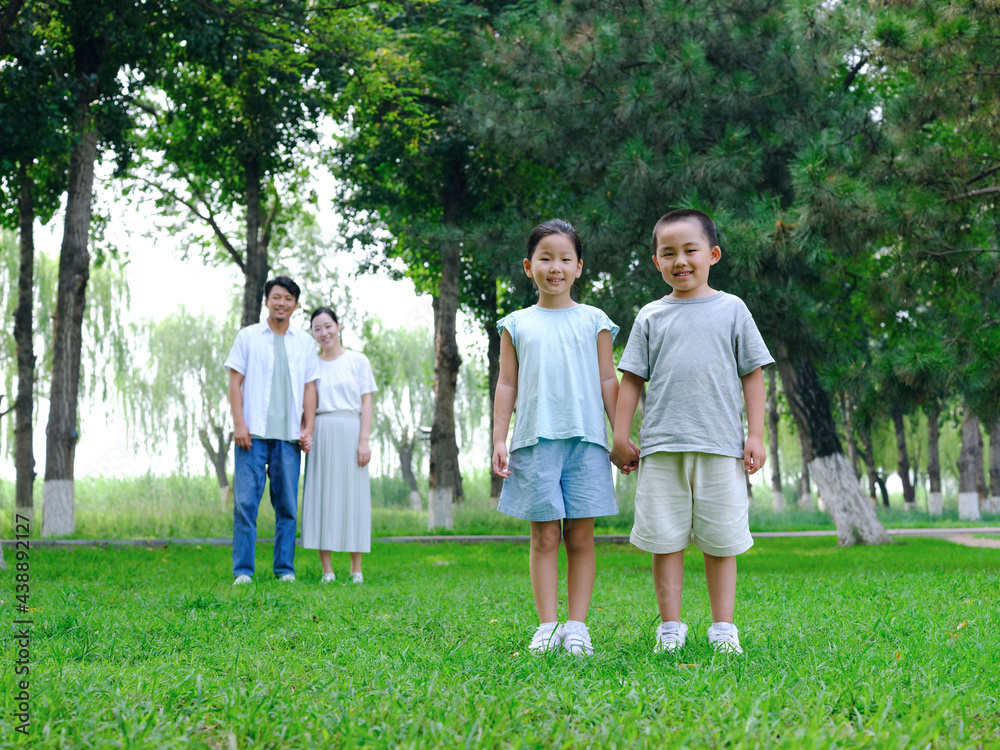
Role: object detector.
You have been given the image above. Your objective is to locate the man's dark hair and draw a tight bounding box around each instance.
[526,218,582,261]
[264,276,301,301]
[651,209,718,254]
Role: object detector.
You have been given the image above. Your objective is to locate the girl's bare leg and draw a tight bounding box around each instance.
[529,520,562,623]
[350,552,362,574]
[703,553,737,622]
[562,517,596,623]
[652,550,685,622]
[319,550,333,575]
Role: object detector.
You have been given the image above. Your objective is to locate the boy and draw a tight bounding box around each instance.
[225,276,319,585]
[611,209,773,654]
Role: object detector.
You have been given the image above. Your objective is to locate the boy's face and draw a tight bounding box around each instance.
[523,233,582,301]
[264,284,299,323]
[652,218,721,299]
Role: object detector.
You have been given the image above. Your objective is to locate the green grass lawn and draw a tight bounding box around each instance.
[3,537,998,748]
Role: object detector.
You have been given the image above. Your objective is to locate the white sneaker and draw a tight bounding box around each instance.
[562,621,594,656]
[320,573,336,584]
[654,621,688,653]
[233,574,252,586]
[707,622,743,655]
[351,572,364,584]
[528,622,565,654]
[278,573,296,583]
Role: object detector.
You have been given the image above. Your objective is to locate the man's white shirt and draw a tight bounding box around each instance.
[224,321,320,440]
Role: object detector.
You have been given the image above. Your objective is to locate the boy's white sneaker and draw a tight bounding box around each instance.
[351,572,364,584]
[528,622,565,654]
[707,622,743,655]
[233,574,252,586]
[654,621,688,653]
[278,573,296,583]
[562,620,594,656]
[320,573,336,584]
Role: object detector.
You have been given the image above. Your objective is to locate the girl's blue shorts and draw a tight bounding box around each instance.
[497,438,618,522]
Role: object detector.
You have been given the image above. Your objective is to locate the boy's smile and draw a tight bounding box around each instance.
[653,217,721,299]
[524,233,582,308]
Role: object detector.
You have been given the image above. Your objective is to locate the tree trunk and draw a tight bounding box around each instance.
[240,156,269,328]
[988,415,1000,514]
[957,406,983,521]
[199,424,232,510]
[891,404,915,510]
[427,243,462,530]
[926,401,943,517]
[487,311,504,505]
[767,368,784,511]
[840,392,861,480]
[774,344,891,545]
[395,430,422,511]
[43,124,98,537]
[14,167,36,522]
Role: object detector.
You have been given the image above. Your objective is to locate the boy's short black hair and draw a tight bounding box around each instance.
[264,276,301,301]
[651,209,718,254]
[526,218,582,261]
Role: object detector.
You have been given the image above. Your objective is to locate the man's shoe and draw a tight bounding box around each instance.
[233,574,252,586]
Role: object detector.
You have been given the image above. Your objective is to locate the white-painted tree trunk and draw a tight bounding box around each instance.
[958,492,982,521]
[219,485,230,511]
[427,487,453,530]
[986,496,1000,514]
[42,479,75,537]
[409,490,422,512]
[0,543,6,571]
[809,454,892,546]
[927,492,943,517]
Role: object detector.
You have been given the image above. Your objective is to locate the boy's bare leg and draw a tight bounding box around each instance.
[350,552,362,574]
[563,517,596,623]
[319,550,333,575]
[703,553,737,622]
[529,520,562,623]
[652,551,685,622]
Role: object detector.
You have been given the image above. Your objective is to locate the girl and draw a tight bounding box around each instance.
[492,219,636,655]
[302,307,378,583]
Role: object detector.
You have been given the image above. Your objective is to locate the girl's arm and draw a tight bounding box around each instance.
[611,372,643,473]
[599,330,640,473]
[357,391,374,467]
[740,367,766,474]
[492,328,518,478]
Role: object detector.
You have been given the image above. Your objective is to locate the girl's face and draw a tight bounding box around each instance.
[523,233,582,301]
[311,313,340,349]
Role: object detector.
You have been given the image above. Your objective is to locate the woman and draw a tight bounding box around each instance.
[302,307,378,583]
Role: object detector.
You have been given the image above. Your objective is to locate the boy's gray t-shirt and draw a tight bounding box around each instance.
[618,291,773,459]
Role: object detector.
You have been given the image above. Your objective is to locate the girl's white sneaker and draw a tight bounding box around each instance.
[351,572,364,584]
[562,621,594,656]
[320,573,337,584]
[528,622,565,654]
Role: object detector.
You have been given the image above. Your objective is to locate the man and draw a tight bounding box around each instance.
[225,276,319,584]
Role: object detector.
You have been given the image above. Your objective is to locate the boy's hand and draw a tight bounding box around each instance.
[492,442,511,478]
[299,430,313,453]
[611,439,640,475]
[743,435,766,475]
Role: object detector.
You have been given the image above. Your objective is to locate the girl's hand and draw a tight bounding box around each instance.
[610,438,640,475]
[299,430,313,453]
[492,442,511,478]
[357,439,371,468]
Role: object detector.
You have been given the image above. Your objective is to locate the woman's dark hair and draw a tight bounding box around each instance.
[310,306,339,324]
[264,275,301,301]
[526,218,582,261]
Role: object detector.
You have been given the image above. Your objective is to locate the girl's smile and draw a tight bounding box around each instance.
[523,233,582,308]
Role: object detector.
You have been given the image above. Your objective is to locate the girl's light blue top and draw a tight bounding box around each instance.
[498,304,619,452]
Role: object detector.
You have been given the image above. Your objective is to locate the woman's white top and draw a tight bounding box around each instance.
[316,350,378,415]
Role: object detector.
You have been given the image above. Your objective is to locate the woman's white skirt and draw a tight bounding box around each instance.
[301,411,371,552]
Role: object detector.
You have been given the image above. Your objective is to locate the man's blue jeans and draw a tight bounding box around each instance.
[233,439,301,578]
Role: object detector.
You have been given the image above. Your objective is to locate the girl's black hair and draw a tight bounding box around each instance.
[310,306,339,324]
[526,218,582,261]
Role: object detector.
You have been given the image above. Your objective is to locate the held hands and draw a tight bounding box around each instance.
[743,435,766,475]
[492,442,511,478]
[610,438,640,475]
[357,439,371,468]
[299,430,313,454]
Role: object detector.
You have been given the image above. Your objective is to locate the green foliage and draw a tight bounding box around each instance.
[3,538,998,747]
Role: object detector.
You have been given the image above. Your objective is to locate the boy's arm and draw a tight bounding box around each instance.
[740,366,766,474]
[611,371,644,473]
[228,369,251,449]
[492,329,518,478]
[300,380,317,453]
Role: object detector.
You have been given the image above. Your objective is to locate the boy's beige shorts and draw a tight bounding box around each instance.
[630,451,754,556]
